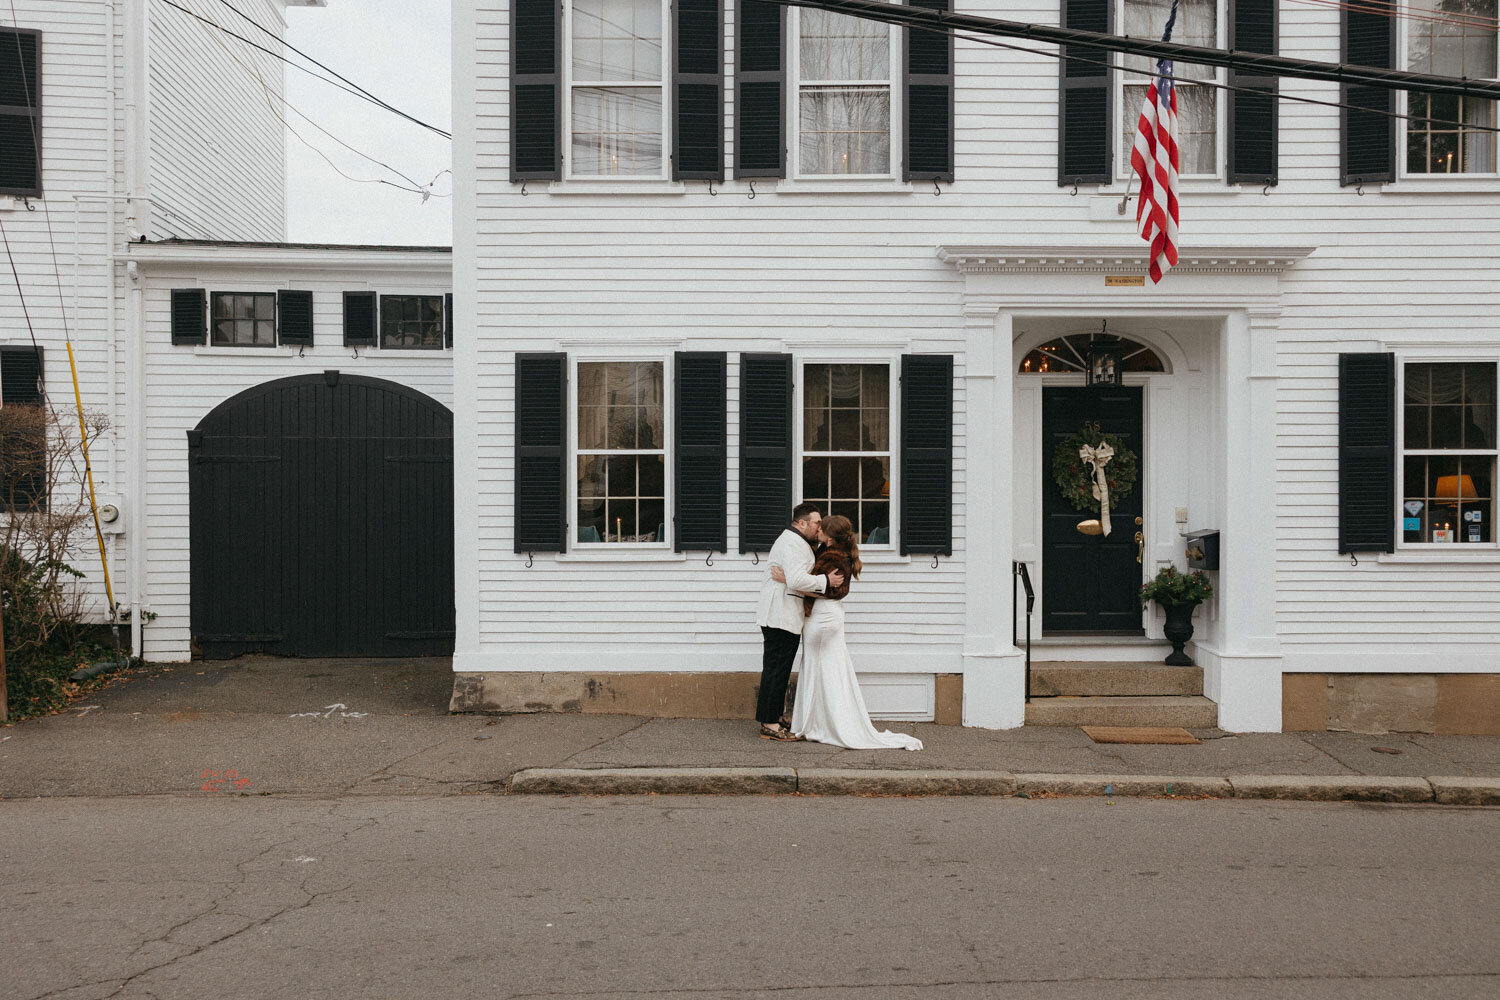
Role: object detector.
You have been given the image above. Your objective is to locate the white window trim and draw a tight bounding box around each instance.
[209,290,279,349]
[1392,350,1500,554]
[793,354,899,551]
[567,351,674,553]
[1113,0,1226,183]
[787,7,903,182]
[377,292,448,352]
[562,0,672,182]
[1396,10,1500,181]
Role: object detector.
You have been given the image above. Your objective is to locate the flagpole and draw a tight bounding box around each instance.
[1117,172,1134,216]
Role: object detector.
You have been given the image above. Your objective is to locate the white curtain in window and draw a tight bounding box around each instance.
[571,87,663,175]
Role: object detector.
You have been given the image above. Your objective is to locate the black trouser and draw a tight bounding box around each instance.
[756,626,802,725]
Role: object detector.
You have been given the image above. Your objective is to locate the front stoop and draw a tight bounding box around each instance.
[1030,662,1204,697]
[1025,695,1219,728]
[1025,661,1217,727]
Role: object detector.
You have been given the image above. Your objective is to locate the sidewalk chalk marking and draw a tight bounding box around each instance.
[74,705,102,717]
[200,768,252,792]
[289,703,368,719]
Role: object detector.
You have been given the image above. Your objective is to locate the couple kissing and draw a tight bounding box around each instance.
[752,503,922,751]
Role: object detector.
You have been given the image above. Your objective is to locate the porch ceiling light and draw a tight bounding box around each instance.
[1086,326,1124,387]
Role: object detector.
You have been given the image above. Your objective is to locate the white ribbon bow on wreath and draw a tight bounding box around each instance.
[1078,442,1116,536]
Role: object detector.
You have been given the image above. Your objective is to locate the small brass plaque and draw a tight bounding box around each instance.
[1106,275,1145,287]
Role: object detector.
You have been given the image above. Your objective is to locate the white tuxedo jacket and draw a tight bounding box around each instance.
[755,528,828,635]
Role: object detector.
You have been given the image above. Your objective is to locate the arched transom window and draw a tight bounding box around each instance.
[1018,334,1166,375]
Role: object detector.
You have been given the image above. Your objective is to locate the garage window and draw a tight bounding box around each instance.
[211,292,277,348]
[380,295,445,350]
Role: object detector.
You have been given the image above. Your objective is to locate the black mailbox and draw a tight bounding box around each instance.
[1183,529,1220,571]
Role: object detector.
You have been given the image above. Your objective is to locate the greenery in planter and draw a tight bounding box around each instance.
[1138,564,1214,608]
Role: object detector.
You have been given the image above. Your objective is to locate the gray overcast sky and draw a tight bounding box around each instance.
[283,0,452,246]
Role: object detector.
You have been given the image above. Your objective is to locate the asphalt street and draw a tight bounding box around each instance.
[4,794,1497,1000]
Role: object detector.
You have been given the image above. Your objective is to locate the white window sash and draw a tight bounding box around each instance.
[1114,0,1225,182]
[570,353,674,548]
[788,8,902,180]
[1396,13,1500,179]
[1393,355,1500,550]
[793,357,899,549]
[563,0,671,181]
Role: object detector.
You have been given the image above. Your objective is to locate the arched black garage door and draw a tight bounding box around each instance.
[189,372,454,658]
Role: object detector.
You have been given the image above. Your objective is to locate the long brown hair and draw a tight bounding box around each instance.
[821,515,861,579]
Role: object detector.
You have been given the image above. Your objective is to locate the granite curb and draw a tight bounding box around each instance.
[506,767,1500,803]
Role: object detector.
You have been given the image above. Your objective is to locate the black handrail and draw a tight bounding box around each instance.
[1012,561,1035,702]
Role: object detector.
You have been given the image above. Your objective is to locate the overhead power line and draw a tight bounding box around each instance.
[206,0,452,141]
[155,0,452,139]
[769,0,1500,101]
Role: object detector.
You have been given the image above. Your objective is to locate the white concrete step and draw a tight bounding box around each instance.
[1024,695,1219,729]
[1030,662,1203,698]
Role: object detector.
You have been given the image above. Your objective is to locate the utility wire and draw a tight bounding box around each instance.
[1284,0,1500,31]
[193,13,449,199]
[155,0,452,139]
[207,0,454,140]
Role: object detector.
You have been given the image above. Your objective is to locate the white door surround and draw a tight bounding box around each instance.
[939,244,1315,731]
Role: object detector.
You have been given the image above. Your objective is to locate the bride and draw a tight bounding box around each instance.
[772,515,923,751]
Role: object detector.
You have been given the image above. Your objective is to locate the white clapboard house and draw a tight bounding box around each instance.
[0,1,453,663]
[448,0,1500,734]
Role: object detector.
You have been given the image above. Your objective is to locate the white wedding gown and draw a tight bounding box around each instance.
[791,598,923,751]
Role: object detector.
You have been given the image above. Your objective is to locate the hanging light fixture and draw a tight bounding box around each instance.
[1086,320,1124,387]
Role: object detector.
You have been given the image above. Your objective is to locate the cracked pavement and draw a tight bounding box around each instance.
[3,657,1498,998]
[4,795,1498,999]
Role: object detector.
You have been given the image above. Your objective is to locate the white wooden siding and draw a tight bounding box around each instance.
[458,0,1500,676]
[134,258,453,661]
[146,0,287,241]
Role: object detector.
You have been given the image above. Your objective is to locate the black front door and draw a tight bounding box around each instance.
[1042,385,1144,634]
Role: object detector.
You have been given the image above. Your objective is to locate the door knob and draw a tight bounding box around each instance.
[1135,516,1143,526]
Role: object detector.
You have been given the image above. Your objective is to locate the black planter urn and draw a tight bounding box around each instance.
[1160,600,1200,666]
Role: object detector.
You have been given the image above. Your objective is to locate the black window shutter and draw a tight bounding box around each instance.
[170,288,207,345]
[342,291,377,347]
[1341,2,1396,186]
[674,0,723,180]
[0,28,42,198]
[277,289,314,346]
[1227,0,1278,186]
[739,352,792,551]
[1058,0,1112,186]
[511,0,561,182]
[674,352,727,551]
[1338,352,1395,554]
[904,0,954,183]
[0,344,43,404]
[515,352,568,553]
[444,292,454,349]
[900,354,953,556]
[735,0,785,179]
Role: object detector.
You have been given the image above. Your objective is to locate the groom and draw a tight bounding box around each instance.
[753,502,844,741]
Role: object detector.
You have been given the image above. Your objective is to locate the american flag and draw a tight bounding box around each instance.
[1129,0,1181,284]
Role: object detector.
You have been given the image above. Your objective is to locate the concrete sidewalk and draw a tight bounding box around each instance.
[3,656,1499,802]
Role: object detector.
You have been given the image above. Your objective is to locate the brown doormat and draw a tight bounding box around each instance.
[1083,726,1201,745]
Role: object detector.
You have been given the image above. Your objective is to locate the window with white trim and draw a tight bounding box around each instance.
[791,9,898,177]
[567,0,667,177]
[1117,0,1221,179]
[1402,0,1498,175]
[576,360,667,544]
[801,363,892,545]
[380,294,444,349]
[1399,360,1497,545]
[211,292,277,348]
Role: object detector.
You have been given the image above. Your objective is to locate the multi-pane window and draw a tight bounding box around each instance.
[211,292,277,347]
[1401,362,1497,545]
[380,295,444,349]
[802,363,891,544]
[569,0,665,176]
[577,361,666,544]
[1405,0,1497,174]
[794,10,894,176]
[0,346,46,512]
[1119,0,1219,177]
